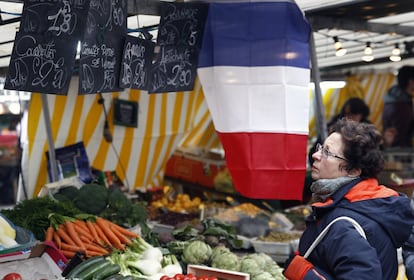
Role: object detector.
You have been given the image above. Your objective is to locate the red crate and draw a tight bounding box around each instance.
[165,149,226,188]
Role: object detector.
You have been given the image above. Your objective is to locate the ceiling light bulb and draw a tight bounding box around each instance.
[364,42,372,55]
[390,43,401,61]
[362,42,374,62]
[392,43,401,56]
[336,48,347,56]
[362,55,374,62]
[333,36,347,56]
[390,55,401,62]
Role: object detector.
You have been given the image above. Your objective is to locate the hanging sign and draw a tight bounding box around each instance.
[78,0,127,95]
[119,36,155,90]
[148,2,209,93]
[5,0,91,95]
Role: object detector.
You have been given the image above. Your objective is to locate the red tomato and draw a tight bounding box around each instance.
[184,274,197,280]
[2,273,23,280]
[160,276,172,280]
[174,274,186,280]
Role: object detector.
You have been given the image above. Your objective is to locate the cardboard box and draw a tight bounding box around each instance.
[0,241,67,279]
[165,148,226,188]
[187,264,250,280]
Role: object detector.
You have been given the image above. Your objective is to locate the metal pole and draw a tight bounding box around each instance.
[309,32,328,141]
[41,94,59,182]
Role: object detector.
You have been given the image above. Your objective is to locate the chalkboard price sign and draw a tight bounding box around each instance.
[79,0,127,95]
[119,36,155,90]
[148,2,209,93]
[5,33,76,94]
[5,0,91,94]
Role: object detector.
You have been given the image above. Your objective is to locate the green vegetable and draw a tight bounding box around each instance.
[127,258,162,276]
[92,263,121,280]
[55,185,80,201]
[102,274,124,280]
[239,256,262,276]
[75,183,109,214]
[161,254,183,277]
[182,240,212,265]
[76,258,111,280]
[107,189,131,212]
[66,256,106,279]
[211,251,240,271]
[251,271,274,280]
[108,237,165,278]
[100,189,147,227]
[0,196,80,240]
[211,245,230,260]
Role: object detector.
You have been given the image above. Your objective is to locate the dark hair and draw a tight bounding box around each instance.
[397,65,414,89]
[328,97,370,127]
[330,118,384,178]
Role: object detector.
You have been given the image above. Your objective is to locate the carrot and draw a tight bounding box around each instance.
[79,234,93,244]
[74,219,90,233]
[110,223,139,238]
[96,217,125,250]
[74,223,94,241]
[53,231,62,249]
[86,220,100,243]
[110,225,132,245]
[45,226,54,242]
[65,221,86,250]
[86,243,110,255]
[60,242,84,253]
[86,249,104,257]
[56,225,76,246]
[93,222,111,247]
[61,249,76,259]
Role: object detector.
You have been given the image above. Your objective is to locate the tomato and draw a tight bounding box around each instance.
[160,276,172,280]
[174,274,186,280]
[2,273,23,280]
[184,274,197,280]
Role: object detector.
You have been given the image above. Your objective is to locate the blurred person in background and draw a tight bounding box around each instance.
[309,97,370,166]
[382,65,414,148]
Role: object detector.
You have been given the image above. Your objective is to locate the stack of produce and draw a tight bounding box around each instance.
[45,214,139,260]
[150,193,202,214]
[65,237,182,279]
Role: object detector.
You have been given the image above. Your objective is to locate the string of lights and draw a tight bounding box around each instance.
[326,33,413,63]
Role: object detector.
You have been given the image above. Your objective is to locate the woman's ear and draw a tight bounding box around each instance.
[348,168,362,178]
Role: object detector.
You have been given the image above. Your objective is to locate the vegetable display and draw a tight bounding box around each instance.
[47,214,138,259]
[0,196,80,240]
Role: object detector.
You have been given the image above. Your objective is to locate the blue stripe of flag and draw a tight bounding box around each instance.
[198,1,311,69]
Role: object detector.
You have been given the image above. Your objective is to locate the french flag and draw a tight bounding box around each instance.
[197,0,311,200]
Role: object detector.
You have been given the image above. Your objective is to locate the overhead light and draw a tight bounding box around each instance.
[390,43,401,62]
[333,36,347,57]
[362,42,374,62]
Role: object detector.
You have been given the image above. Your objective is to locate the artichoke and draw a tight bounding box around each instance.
[182,240,212,265]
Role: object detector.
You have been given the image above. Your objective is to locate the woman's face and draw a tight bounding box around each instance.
[311,132,349,180]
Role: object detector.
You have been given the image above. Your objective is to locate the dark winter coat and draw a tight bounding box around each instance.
[382,84,414,147]
[297,178,414,279]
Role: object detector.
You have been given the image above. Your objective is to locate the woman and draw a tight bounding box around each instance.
[284,119,414,280]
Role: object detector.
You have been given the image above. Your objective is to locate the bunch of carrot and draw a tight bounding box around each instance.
[45,215,139,260]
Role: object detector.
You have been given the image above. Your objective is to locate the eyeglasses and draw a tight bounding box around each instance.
[315,143,347,161]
